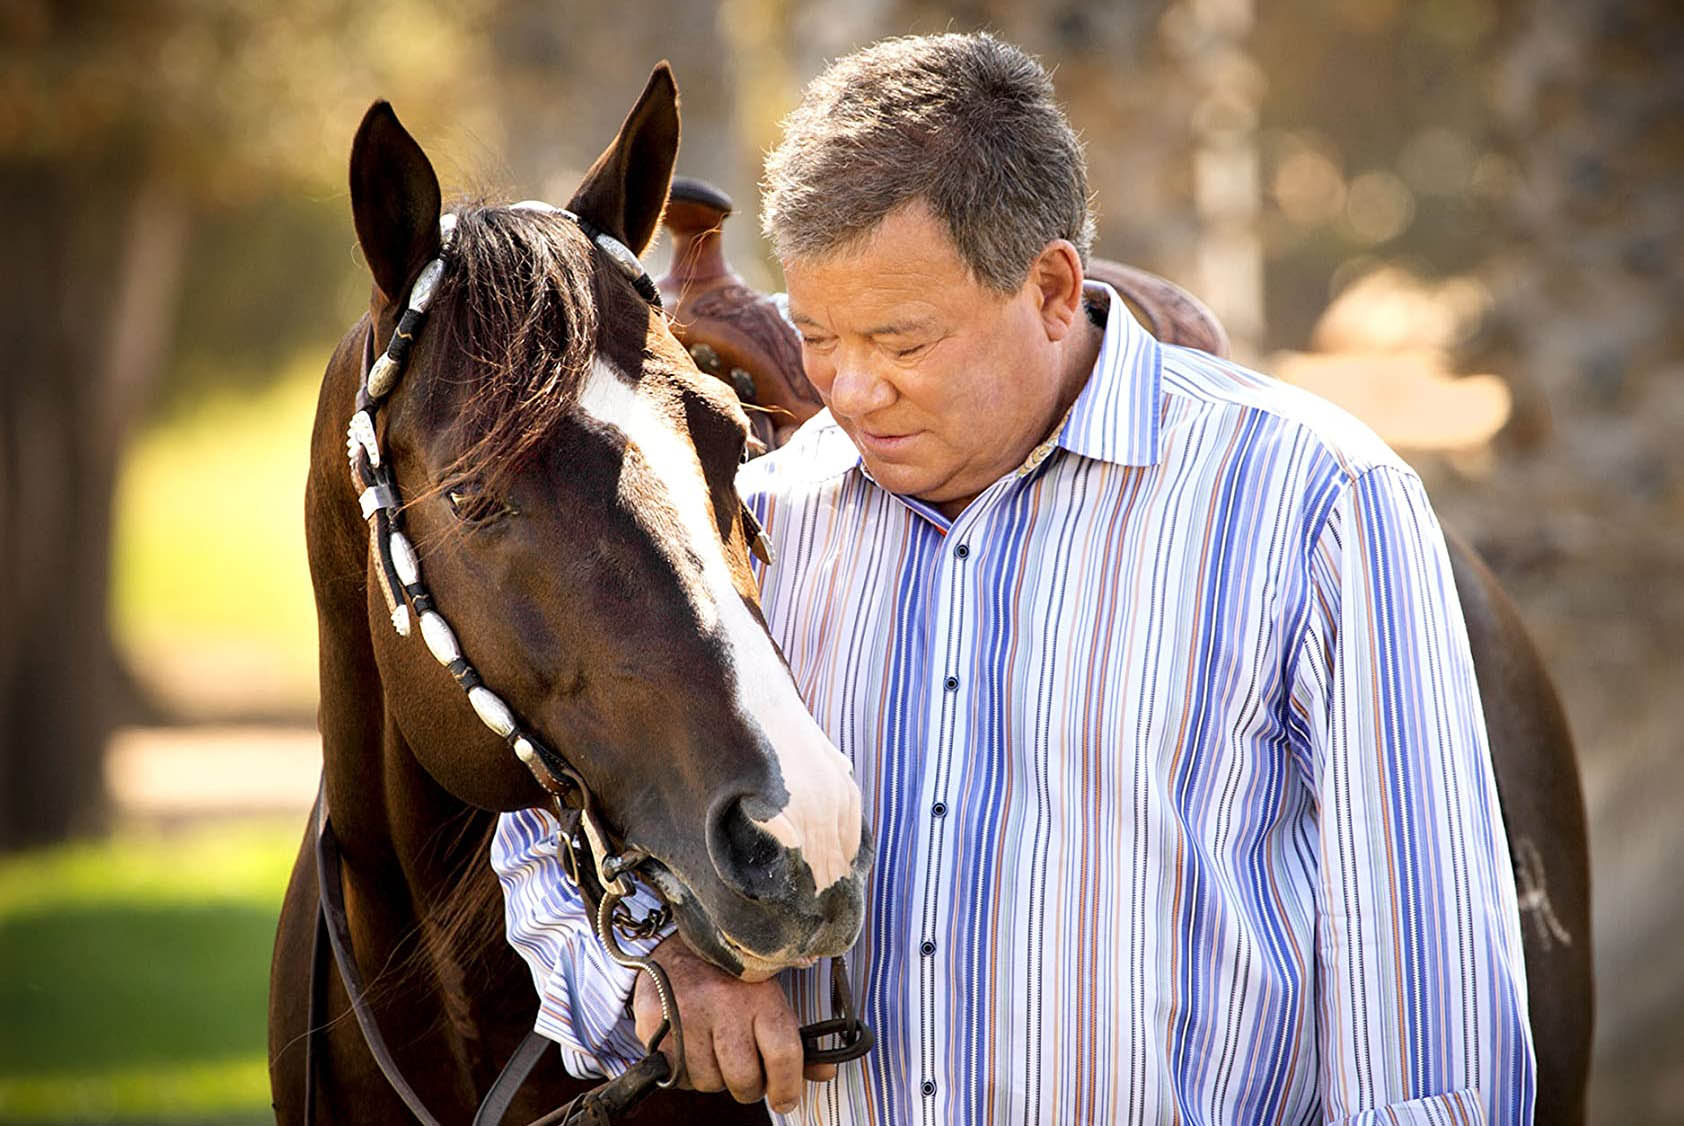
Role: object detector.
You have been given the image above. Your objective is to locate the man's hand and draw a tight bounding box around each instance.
[632,935,837,1114]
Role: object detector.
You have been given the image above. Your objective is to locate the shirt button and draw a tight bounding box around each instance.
[943,675,959,692]
[920,940,936,956]
[954,542,970,559]
[931,801,947,817]
[921,1080,936,1097]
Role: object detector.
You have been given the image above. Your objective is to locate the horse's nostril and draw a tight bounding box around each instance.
[707,797,792,900]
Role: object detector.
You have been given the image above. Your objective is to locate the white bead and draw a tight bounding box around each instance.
[391,604,411,637]
[595,233,645,281]
[346,411,380,469]
[388,531,420,587]
[469,686,516,738]
[438,213,458,247]
[419,611,461,665]
[408,258,444,313]
[512,736,538,767]
[367,353,400,398]
[510,199,559,213]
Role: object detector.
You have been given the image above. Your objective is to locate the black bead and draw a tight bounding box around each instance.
[633,274,662,308]
[943,675,959,692]
[921,1081,936,1097]
[954,543,970,559]
[920,940,936,956]
[931,802,947,818]
[448,659,481,691]
[387,309,426,365]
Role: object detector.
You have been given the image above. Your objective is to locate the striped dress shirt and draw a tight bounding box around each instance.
[493,283,1536,1125]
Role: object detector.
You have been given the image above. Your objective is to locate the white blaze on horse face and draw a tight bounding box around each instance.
[576,361,863,892]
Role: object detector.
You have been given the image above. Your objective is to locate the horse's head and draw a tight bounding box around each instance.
[328,66,869,978]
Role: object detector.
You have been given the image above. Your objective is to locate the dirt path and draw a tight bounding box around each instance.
[106,724,321,823]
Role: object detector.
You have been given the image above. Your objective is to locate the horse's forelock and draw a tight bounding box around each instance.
[420,203,603,499]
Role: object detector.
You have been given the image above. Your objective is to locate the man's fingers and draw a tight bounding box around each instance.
[633,936,831,1103]
[754,1005,806,1113]
[711,1019,767,1104]
[681,1029,727,1094]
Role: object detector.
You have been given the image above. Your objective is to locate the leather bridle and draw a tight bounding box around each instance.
[304,203,870,1125]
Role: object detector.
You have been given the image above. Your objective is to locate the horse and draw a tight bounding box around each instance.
[660,185,1595,1124]
[267,65,870,1125]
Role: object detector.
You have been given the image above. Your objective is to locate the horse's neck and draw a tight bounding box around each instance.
[327,704,533,1091]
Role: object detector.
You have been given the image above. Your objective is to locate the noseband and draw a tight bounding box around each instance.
[309,203,868,1126]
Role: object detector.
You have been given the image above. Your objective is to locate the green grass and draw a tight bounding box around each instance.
[0,821,302,1124]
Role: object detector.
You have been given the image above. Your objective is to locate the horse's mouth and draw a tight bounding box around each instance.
[716,930,821,981]
[641,855,863,980]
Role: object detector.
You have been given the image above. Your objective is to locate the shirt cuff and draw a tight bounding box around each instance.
[532,877,677,1079]
[493,807,678,1080]
[1332,1088,1488,1126]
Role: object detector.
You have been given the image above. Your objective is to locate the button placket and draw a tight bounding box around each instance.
[914,495,1005,1123]
[913,514,985,1123]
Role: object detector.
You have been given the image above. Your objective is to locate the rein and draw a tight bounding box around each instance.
[306,203,869,1125]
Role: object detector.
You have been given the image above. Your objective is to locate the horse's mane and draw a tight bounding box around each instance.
[424,203,602,500]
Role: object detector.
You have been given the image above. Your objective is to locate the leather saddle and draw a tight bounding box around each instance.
[656,176,1230,450]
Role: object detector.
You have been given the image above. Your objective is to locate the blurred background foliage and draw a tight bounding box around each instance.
[0,0,1678,1121]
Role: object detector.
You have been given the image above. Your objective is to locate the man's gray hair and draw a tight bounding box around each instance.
[762,32,1095,294]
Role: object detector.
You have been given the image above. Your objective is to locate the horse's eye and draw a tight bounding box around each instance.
[447,484,517,526]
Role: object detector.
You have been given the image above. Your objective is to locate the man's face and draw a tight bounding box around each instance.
[784,202,1066,514]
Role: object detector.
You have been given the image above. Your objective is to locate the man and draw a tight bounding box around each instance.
[493,32,1535,1125]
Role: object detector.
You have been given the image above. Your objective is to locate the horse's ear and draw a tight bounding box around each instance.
[350,101,442,305]
[566,63,680,257]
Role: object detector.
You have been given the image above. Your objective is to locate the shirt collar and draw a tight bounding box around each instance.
[792,278,1163,480]
[1053,280,1163,468]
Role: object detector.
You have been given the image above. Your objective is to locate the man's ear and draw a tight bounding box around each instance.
[1029,239,1086,341]
[565,63,680,257]
[350,101,443,305]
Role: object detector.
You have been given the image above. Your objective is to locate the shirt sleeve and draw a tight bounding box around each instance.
[1289,465,1537,1125]
[490,807,675,1079]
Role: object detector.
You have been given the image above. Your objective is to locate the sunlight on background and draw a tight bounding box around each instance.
[3,0,1679,1121]
[111,355,322,720]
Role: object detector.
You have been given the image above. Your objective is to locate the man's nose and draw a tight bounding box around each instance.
[827,354,895,418]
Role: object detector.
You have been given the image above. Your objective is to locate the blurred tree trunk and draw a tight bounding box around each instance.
[485,0,743,273]
[1464,0,1683,1119]
[0,155,188,849]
